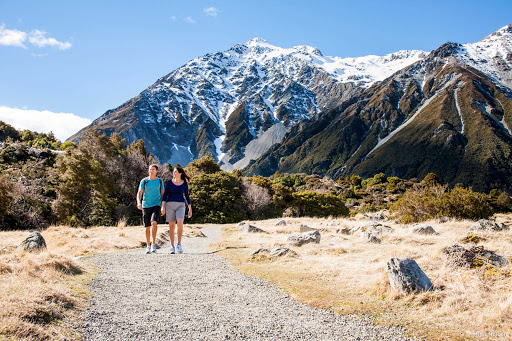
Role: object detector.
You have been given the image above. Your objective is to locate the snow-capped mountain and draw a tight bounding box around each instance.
[246,24,512,192]
[458,24,512,89]
[69,38,426,168]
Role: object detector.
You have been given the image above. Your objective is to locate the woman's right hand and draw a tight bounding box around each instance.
[160,207,165,216]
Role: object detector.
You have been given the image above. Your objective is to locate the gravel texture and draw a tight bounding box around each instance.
[80,226,413,340]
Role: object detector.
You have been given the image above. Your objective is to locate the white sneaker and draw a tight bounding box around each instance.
[177,244,183,254]
[145,247,151,254]
[151,244,157,253]
[170,247,175,254]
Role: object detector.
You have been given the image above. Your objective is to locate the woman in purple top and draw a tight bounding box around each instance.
[160,166,192,254]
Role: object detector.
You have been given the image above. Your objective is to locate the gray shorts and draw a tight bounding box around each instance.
[165,202,186,222]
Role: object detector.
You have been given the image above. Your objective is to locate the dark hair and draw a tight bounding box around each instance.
[149,164,159,171]
[174,165,190,182]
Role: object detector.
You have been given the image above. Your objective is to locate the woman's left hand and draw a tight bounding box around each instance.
[188,206,192,218]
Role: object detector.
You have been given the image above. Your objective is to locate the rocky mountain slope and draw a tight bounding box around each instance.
[69,39,425,168]
[246,24,512,192]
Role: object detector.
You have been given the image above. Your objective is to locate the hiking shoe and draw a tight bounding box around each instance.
[170,247,175,254]
[151,244,157,253]
[145,247,151,254]
[177,244,183,254]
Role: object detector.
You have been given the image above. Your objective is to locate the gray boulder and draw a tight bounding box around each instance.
[469,219,508,232]
[20,231,47,251]
[275,220,287,226]
[363,232,382,244]
[288,230,321,246]
[326,220,340,226]
[239,223,265,233]
[386,258,433,294]
[250,248,271,256]
[336,227,352,235]
[437,216,450,223]
[410,224,438,235]
[371,212,389,221]
[443,244,510,268]
[299,224,316,232]
[270,247,297,257]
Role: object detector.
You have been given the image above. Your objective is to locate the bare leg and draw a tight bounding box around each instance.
[168,221,176,247]
[151,221,157,245]
[145,226,151,247]
[176,218,184,245]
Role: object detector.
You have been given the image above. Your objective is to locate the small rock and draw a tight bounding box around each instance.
[336,227,352,235]
[326,220,340,226]
[371,212,388,221]
[469,219,508,232]
[287,230,321,246]
[386,258,433,294]
[409,224,438,235]
[437,216,450,223]
[20,231,47,251]
[250,248,271,256]
[299,224,316,232]
[275,220,287,226]
[235,221,248,227]
[269,248,297,257]
[239,223,265,233]
[363,232,381,244]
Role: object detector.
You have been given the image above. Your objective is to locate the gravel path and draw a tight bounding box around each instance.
[80,226,412,340]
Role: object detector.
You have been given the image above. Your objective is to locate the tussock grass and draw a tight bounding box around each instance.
[0,223,200,340]
[215,214,512,340]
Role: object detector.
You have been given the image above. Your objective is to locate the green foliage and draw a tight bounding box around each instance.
[0,121,20,142]
[0,143,30,163]
[390,183,493,223]
[349,175,363,187]
[290,191,349,217]
[60,141,77,150]
[185,156,221,177]
[247,175,273,192]
[51,129,153,227]
[189,171,246,223]
[422,172,441,186]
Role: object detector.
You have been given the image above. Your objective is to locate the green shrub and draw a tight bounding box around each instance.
[290,191,349,217]
[185,156,221,177]
[390,184,493,223]
[189,171,246,223]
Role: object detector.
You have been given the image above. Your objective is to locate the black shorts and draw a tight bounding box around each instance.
[142,206,160,227]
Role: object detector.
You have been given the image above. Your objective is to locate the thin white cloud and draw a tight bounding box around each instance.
[31,52,49,58]
[184,16,197,24]
[0,24,71,50]
[170,15,177,22]
[0,24,27,48]
[203,7,220,17]
[28,29,71,50]
[0,106,91,141]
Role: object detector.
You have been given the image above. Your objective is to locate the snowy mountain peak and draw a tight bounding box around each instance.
[458,23,512,89]
[480,23,512,43]
[292,45,323,56]
[245,37,272,45]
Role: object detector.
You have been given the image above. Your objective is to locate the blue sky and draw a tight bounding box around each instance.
[0,0,511,140]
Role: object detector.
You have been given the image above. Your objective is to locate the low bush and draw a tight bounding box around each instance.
[390,183,493,223]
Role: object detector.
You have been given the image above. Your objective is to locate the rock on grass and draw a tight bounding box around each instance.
[386,258,433,294]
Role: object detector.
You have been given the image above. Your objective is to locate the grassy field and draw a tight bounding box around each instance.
[212,213,512,341]
[0,222,200,341]
[2,215,511,340]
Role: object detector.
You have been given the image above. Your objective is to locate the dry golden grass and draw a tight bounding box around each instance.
[0,223,200,340]
[214,214,512,341]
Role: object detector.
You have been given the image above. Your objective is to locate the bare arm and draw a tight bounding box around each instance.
[136,188,144,210]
